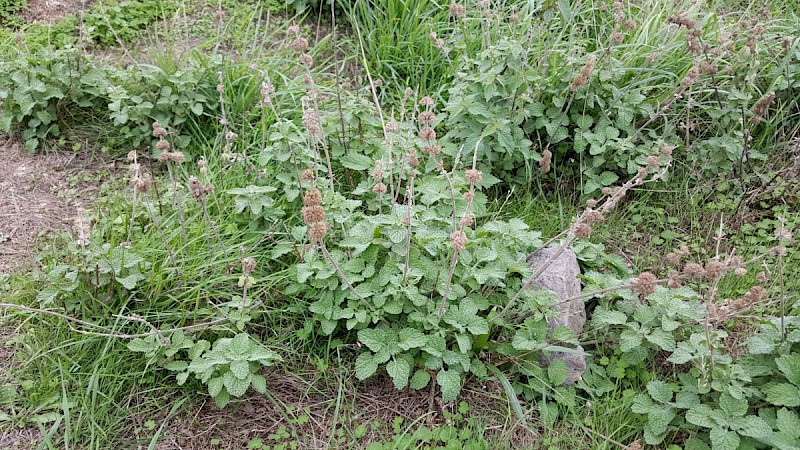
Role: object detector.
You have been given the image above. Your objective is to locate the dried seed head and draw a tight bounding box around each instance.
[756,271,768,283]
[574,223,592,239]
[418,111,436,124]
[308,222,328,242]
[667,13,696,29]
[751,92,776,125]
[152,126,168,138]
[586,199,598,208]
[158,152,185,164]
[127,150,137,161]
[667,270,682,288]
[420,96,435,107]
[636,167,648,181]
[217,84,225,94]
[301,205,326,224]
[586,209,606,224]
[301,168,314,181]
[373,182,387,194]
[404,87,415,98]
[225,131,238,141]
[540,149,552,173]
[681,66,700,87]
[610,32,624,45]
[699,61,718,75]
[450,230,468,250]
[128,163,141,172]
[302,107,321,137]
[465,169,483,184]
[571,74,588,91]
[386,119,400,133]
[449,3,465,18]
[601,187,613,196]
[782,36,792,52]
[300,53,313,67]
[646,156,660,168]
[132,173,153,193]
[290,37,309,52]
[460,213,474,228]
[463,190,475,202]
[303,188,323,206]
[241,257,256,275]
[422,145,442,155]
[666,252,680,265]
[734,267,748,276]
[156,139,171,151]
[419,127,436,141]
[704,260,726,279]
[769,245,787,256]
[625,19,636,29]
[744,285,767,302]
[631,271,657,295]
[683,262,705,278]
[407,149,419,167]
[660,145,675,157]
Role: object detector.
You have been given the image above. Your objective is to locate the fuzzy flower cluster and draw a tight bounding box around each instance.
[152,122,172,152]
[188,176,213,200]
[302,189,328,243]
[571,55,596,91]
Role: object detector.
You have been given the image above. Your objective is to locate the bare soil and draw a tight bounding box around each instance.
[23,0,95,24]
[0,136,112,273]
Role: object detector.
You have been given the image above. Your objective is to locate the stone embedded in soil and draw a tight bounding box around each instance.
[527,247,587,385]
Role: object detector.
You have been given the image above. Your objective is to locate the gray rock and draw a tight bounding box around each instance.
[528,247,586,385]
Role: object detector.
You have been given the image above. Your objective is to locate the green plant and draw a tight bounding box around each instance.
[0,0,25,27]
[129,331,281,408]
[84,0,178,46]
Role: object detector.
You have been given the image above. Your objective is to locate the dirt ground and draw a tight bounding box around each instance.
[23,0,95,24]
[0,136,112,273]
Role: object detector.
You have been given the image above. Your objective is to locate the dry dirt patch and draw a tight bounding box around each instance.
[0,136,111,272]
[23,0,95,24]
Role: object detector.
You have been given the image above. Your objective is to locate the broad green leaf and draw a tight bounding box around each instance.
[397,328,428,351]
[410,370,431,390]
[208,376,224,398]
[593,309,627,325]
[764,384,800,407]
[732,415,772,438]
[223,370,251,397]
[229,360,251,380]
[646,380,673,404]
[547,359,568,386]
[709,427,740,450]
[686,405,717,428]
[437,369,462,403]
[719,393,748,418]
[358,328,394,353]
[776,354,800,386]
[355,352,378,380]
[386,359,412,390]
[250,373,267,394]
